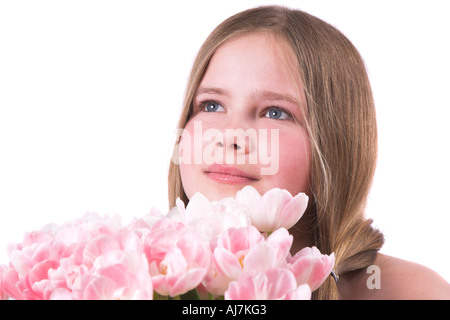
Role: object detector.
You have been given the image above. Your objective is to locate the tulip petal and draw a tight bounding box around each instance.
[285,283,311,300]
[265,228,293,265]
[169,268,207,297]
[214,247,243,280]
[244,242,277,272]
[280,193,308,229]
[265,268,297,299]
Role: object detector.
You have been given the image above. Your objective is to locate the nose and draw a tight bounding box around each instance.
[216,137,248,153]
[214,125,254,155]
[232,142,242,151]
[206,111,258,166]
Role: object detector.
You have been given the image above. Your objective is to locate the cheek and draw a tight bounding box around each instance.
[275,132,310,194]
[179,162,194,200]
[177,121,201,165]
[177,121,200,200]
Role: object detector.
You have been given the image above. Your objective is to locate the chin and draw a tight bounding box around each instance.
[194,184,245,202]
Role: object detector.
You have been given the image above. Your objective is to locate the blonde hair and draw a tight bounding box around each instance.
[168,5,384,299]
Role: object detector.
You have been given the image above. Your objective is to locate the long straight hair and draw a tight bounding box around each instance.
[168,5,384,299]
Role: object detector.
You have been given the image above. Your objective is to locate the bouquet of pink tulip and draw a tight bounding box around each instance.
[0,186,335,300]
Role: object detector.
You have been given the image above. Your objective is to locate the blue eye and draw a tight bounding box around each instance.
[203,102,225,112]
[265,107,292,120]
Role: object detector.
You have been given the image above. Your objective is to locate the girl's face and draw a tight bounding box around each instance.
[179,33,310,201]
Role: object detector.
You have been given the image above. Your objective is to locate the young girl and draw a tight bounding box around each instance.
[168,5,450,299]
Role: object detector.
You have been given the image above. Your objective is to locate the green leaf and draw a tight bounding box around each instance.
[180,288,201,300]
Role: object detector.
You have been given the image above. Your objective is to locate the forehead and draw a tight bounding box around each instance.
[207,32,292,77]
[199,32,305,104]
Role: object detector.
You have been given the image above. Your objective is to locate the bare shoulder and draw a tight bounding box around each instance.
[338,253,450,300]
[373,253,450,299]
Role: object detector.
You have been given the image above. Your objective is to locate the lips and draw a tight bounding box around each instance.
[204,164,259,184]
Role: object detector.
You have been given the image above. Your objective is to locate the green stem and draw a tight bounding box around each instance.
[180,288,201,300]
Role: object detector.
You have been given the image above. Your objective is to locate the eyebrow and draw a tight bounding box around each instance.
[254,90,300,106]
[195,86,230,97]
[195,87,300,106]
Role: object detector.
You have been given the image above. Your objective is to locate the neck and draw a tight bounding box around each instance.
[288,216,316,255]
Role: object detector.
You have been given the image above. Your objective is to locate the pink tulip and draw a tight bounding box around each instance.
[1,267,22,299]
[202,226,263,295]
[127,208,165,239]
[213,226,264,280]
[5,236,68,300]
[4,212,123,299]
[45,227,151,300]
[235,186,308,232]
[287,246,335,291]
[224,268,311,300]
[2,213,154,300]
[172,193,250,244]
[53,212,123,246]
[46,257,89,298]
[0,187,335,300]
[212,226,293,294]
[201,260,232,296]
[242,228,292,272]
[66,228,147,298]
[0,264,8,300]
[78,250,153,300]
[144,227,211,297]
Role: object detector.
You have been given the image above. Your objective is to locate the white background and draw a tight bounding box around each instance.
[1,1,449,283]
